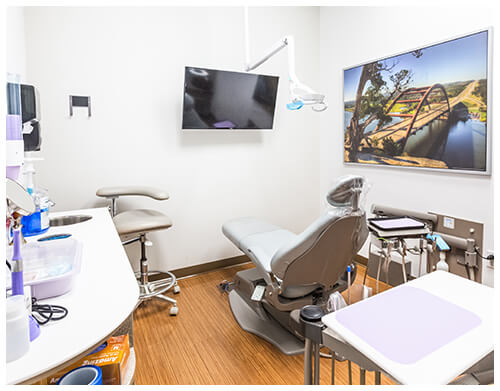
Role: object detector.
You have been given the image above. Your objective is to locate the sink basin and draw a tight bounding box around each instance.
[50,215,93,227]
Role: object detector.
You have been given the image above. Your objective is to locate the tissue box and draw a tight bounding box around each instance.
[44,334,130,385]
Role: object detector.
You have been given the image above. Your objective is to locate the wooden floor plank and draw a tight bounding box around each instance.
[133,263,394,385]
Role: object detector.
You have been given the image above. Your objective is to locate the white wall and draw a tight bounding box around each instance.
[320,7,496,286]
[6,7,26,80]
[15,6,496,285]
[22,7,321,272]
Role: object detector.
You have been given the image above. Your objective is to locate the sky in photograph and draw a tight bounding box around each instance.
[344,31,488,102]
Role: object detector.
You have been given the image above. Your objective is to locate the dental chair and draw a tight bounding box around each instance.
[96,186,180,315]
[221,175,368,355]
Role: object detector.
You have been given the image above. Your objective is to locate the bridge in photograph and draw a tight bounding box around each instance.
[364,80,478,148]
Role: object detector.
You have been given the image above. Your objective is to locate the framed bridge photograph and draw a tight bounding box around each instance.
[343,29,491,174]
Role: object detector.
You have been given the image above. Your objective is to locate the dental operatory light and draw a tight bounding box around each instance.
[189,68,209,77]
[243,7,327,112]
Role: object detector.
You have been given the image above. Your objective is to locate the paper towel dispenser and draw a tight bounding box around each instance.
[20,84,41,151]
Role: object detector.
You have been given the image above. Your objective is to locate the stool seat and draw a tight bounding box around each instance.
[113,209,172,236]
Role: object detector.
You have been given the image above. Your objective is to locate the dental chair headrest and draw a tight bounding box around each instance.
[326,175,365,210]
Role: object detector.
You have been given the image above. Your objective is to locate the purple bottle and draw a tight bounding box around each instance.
[10,228,24,296]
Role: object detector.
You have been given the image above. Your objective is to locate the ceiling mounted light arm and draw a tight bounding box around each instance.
[245,37,288,73]
[243,8,327,112]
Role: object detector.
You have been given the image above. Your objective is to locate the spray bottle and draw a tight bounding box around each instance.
[427,233,450,272]
[21,156,51,237]
[436,252,449,272]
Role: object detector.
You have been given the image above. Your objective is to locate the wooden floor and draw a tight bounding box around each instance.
[133,263,394,385]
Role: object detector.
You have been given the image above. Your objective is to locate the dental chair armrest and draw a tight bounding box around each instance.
[96,186,169,201]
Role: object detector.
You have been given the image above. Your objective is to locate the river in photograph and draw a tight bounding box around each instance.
[404,118,486,170]
[344,111,487,170]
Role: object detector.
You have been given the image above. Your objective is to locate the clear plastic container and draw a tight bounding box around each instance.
[6,238,83,299]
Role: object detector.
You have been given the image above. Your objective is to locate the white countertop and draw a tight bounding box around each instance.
[6,208,139,385]
[322,271,494,385]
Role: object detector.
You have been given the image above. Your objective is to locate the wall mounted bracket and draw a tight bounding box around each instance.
[69,95,91,117]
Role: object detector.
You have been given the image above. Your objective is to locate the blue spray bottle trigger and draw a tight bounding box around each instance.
[286,101,304,110]
[427,233,450,251]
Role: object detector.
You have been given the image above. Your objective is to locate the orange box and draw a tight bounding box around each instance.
[45,334,130,385]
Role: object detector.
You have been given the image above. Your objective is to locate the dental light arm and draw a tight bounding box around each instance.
[244,8,327,112]
[244,37,288,73]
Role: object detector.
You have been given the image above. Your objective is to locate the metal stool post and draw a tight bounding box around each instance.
[122,233,180,315]
[140,234,148,285]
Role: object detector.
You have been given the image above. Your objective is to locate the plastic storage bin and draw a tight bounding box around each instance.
[6,237,83,299]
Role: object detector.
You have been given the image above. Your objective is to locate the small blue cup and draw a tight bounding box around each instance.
[57,365,102,385]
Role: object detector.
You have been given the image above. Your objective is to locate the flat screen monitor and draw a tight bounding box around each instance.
[182,67,279,130]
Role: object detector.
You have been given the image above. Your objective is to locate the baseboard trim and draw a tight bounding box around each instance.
[169,255,250,279]
[152,253,368,281]
[354,254,368,266]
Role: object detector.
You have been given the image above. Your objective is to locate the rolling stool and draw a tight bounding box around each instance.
[96,186,180,315]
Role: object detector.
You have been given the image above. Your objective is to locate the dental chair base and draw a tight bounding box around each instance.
[228,270,303,355]
[226,267,353,355]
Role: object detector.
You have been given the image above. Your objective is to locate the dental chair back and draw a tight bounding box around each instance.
[271,176,368,298]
